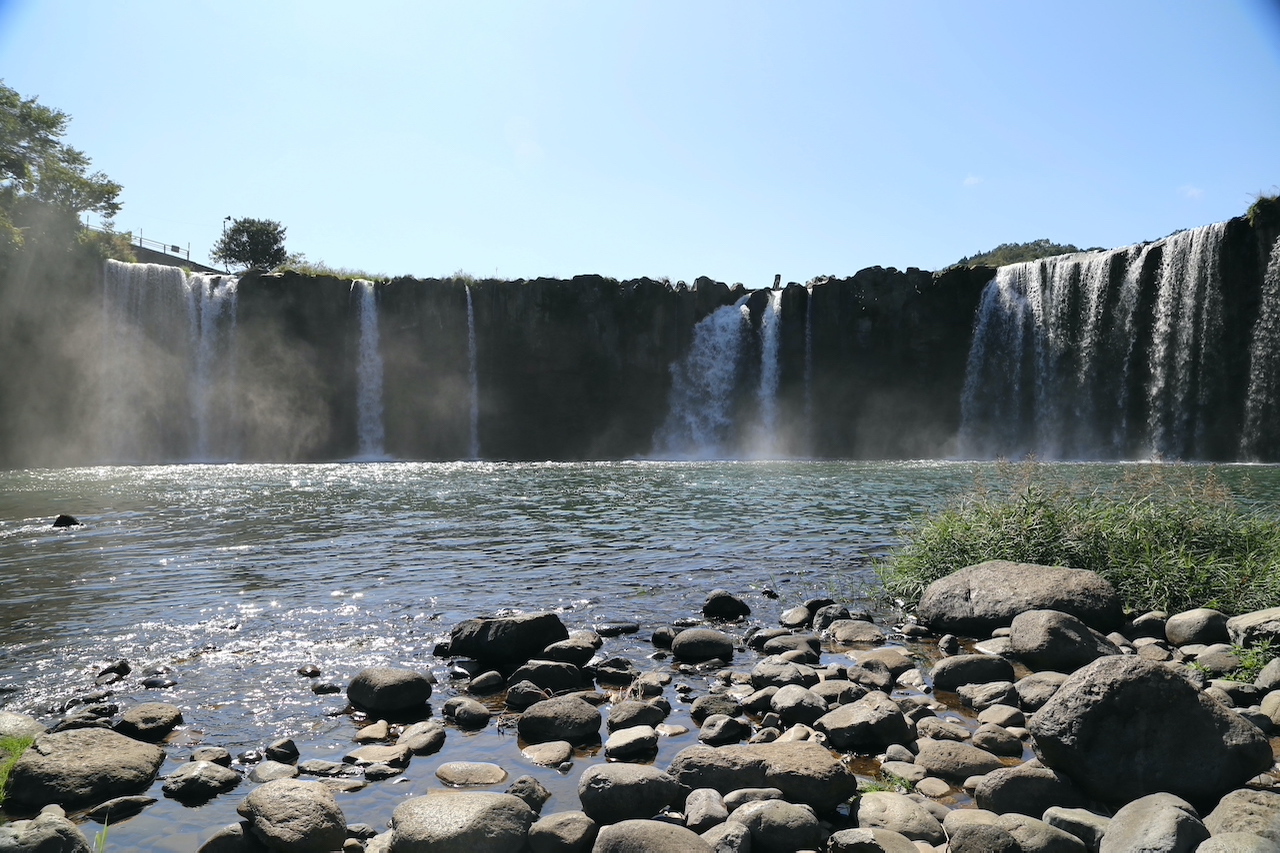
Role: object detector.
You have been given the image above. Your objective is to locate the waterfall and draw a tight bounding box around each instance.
[465,285,481,460]
[1241,235,1280,459]
[749,288,784,456]
[803,287,814,456]
[354,279,385,459]
[959,222,1231,461]
[653,295,751,458]
[100,260,239,462]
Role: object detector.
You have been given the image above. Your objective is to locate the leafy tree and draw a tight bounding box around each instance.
[0,80,122,254]
[952,239,1089,269]
[212,217,288,270]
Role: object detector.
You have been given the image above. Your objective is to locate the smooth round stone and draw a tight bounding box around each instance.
[916,777,952,798]
[521,741,573,767]
[250,760,300,783]
[435,761,508,786]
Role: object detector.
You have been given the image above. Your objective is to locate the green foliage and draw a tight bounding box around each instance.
[93,818,109,852]
[277,253,388,281]
[952,239,1088,269]
[1229,639,1277,682]
[879,464,1280,616]
[860,771,914,793]
[0,734,35,808]
[1247,191,1280,232]
[212,217,288,270]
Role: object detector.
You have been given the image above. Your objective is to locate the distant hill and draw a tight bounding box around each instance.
[952,238,1094,269]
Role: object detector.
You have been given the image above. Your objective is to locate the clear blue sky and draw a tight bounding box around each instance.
[2,0,1278,284]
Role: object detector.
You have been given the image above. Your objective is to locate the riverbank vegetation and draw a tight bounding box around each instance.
[0,734,35,809]
[879,464,1280,617]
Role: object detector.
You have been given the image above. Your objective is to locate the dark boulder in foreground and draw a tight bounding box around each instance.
[916,560,1123,636]
[346,667,432,715]
[7,728,166,810]
[1029,656,1273,810]
[449,612,570,664]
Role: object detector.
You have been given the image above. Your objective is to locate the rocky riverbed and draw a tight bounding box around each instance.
[3,561,1280,852]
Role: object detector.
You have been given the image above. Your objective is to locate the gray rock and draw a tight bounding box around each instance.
[7,727,166,810]
[397,719,446,755]
[814,691,911,752]
[449,612,570,664]
[435,761,507,786]
[0,711,45,740]
[467,669,507,694]
[672,629,736,663]
[1016,671,1070,710]
[523,740,575,767]
[748,659,818,690]
[162,760,241,801]
[1256,658,1280,691]
[855,792,945,845]
[722,787,784,811]
[728,799,824,852]
[510,659,587,694]
[542,639,598,668]
[973,722,1025,757]
[1196,833,1280,852]
[811,604,850,631]
[691,694,743,723]
[827,827,918,852]
[1098,792,1209,853]
[930,654,1016,692]
[114,701,183,741]
[913,737,1004,782]
[859,649,915,680]
[82,795,157,823]
[979,703,1026,727]
[914,716,970,741]
[685,788,729,833]
[1228,607,1280,647]
[699,715,750,746]
[1165,607,1230,646]
[827,619,886,646]
[957,680,1018,710]
[346,667,432,715]
[996,813,1087,853]
[1009,610,1123,673]
[605,725,659,760]
[249,760,299,783]
[779,606,811,629]
[529,810,597,853]
[974,762,1091,816]
[519,695,602,744]
[236,779,346,853]
[195,820,270,852]
[1029,656,1274,809]
[916,561,1122,636]
[505,679,551,710]
[667,741,857,813]
[391,791,534,853]
[760,634,820,659]
[809,679,866,706]
[704,590,751,620]
[949,823,1020,852]
[700,820,752,853]
[1043,807,1110,851]
[1204,788,1280,842]
[0,805,93,853]
[608,700,667,731]
[442,696,492,728]
[577,763,681,823]
[344,743,411,767]
[768,684,826,725]
[593,819,712,852]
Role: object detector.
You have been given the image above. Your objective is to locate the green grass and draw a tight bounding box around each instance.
[878,464,1280,619]
[860,771,914,793]
[0,734,35,809]
[1229,639,1278,682]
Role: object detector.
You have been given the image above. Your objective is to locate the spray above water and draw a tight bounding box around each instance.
[354,279,385,459]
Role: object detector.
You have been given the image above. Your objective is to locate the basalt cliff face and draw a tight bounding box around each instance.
[2,209,1278,467]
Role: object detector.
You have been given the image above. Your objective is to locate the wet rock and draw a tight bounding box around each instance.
[929,654,1014,691]
[652,626,678,649]
[594,819,713,852]
[519,695,602,744]
[297,759,362,777]
[779,606,811,629]
[397,719,446,755]
[1029,656,1273,809]
[197,821,270,853]
[815,690,911,752]
[344,743,411,767]
[506,679,551,710]
[346,667,432,715]
[827,619,886,645]
[191,746,233,766]
[1098,792,1209,853]
[443,696,492,729]
[391,791,534,852]
[1009,610,1123,673]
[52,514,80,528]
[607,700,666,731]
[690,694,742,723]
[449,611,570,664]
[595,621,640,637]
[7,727,166,810]
[311,681,342,695]
[698,714,750,746]
[605,725,659,760]
[436,761,507,786]
[672,629,735,663]
[916,561,1122,636]
[113,701,183,742]
[0,805,93,852]
[528,810,597,852]
[1228,607,1280,647]
[704,589,751,620]
[913,737,1004,782]
[264,737,299,763]
[296,663,322,677]
[729,798,824,852]
[594,657,640,686]
[541,639,597,668]
[236,779,347,853]
[667,741,858,813]
[1204,788,1280,842]
[249,760,299,783]
[855,792,945,845]
[162,760,241,801]
[510,659,587,694]
[82,795,157,822]
[467,670,506,694]
[523,740,574,767]
[578,763,682,823]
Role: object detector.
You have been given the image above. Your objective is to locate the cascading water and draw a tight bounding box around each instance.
[959,222,1232,460]
[354,279,385,459]
[803,286,814,455]
[465,285,481,460]
[652,295,751,458]
[748,288,784,456]
[100,260,239,462]
[1241,235,1280,459]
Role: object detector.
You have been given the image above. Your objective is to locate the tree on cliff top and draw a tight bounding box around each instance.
[0,80,123,255]
[212,217,288,270]
[952,238,1089,269]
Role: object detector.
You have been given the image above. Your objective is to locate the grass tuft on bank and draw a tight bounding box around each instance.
[879,464,1280,617]
[0,734,35,810]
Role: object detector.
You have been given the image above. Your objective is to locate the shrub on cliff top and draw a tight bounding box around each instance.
[879,464,1280,617]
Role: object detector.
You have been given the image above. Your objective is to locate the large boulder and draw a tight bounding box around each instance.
[517,695,602,744]
[1098,793,1209,853]
[667,741,858,814]
[1228,607,1280,647]
[1028,656,1273,809]
[728,799,825,852]
[390,791,534,852]
[1204,788,1280,842]
[671,629,735,663]
[1008,610,1122,673]
[0,805,93,852]
[346,666,432,715]
[916,561,1122,636]
[236,779,347,853]
[814,691,912,752]
[577,763,682,824]
[7,728,166,810]
[450,612,569,664]
[593,820,712,852]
